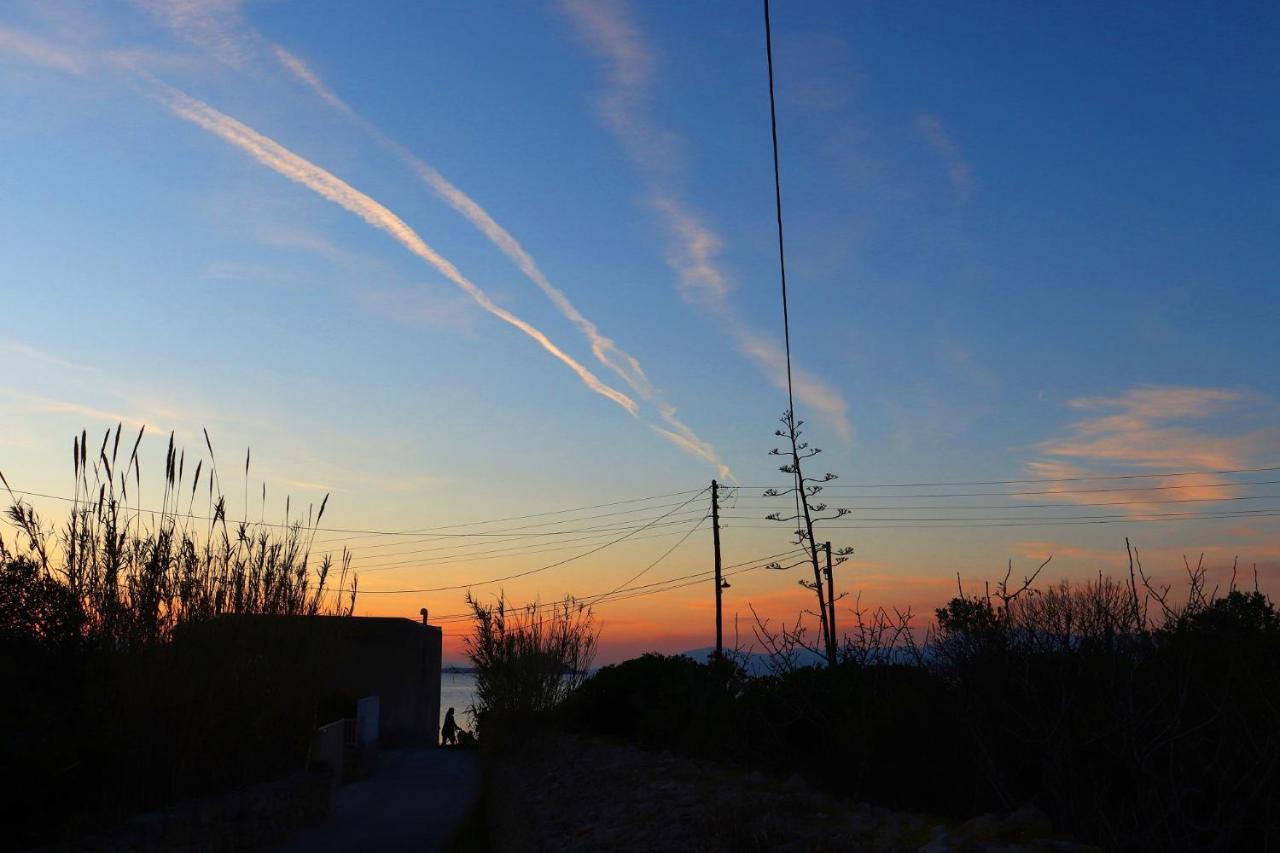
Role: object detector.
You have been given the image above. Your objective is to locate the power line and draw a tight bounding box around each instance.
[736,478,1280,499]
[346,513,707,566]
[735,465,1280,490]
[354,487,709,595]
[352,517,707,575]
[312,488,705,546]
[429,549,806,624]
[731,493,1280,512]
[740,507,1280,523]
[764,0,796,420]
[761,0,810,590]
[3,485,706,539]
[733,508,1280,530]
[14,465,1274,541]
[593,549,805,605]
[315,498,701,551]
[345,512,708,569]
[601,515,709,599]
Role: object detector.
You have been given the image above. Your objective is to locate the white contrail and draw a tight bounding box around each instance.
[162,87,639,416]
[403,157,732,473]
[271,47,732,475]
[272,47,654,397]
[272,45,353,117]
[403,157,655,397]
[0,15,734,474]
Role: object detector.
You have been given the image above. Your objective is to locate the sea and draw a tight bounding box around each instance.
[440,670,478,730]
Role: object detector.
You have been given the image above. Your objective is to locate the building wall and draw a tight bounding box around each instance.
[320,616,442,745]
[185,615,442,746]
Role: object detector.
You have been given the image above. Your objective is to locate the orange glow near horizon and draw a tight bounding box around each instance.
[356,547,1280,665]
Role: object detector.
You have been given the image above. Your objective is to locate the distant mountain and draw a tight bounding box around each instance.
[678,646,824,676]
[679,645,929,673]
[442,664,477,674]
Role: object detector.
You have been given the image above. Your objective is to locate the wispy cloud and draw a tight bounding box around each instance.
[1027,385,1280,512]
[353,284,479,334]
[160,86,643,418]
[250,222,353,265]
[1014,540,1127,566]
[2,388,148,433]
[775,32,863,115]
[0,23,87,73]
[201,261,309,288]
[914,113,975,203]
[133,0,252,68]
[560,0,852,441]
[270,40,731,476]
[271,45,353,116]
[0,9,731,476]
[4,341,92,372]
[1044,387,1261,470]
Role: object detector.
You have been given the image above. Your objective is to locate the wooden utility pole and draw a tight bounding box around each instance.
[712,480,724,660]
[824,541,836,663]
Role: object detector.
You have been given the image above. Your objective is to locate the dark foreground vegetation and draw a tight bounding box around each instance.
[0,428,355,850]
[469,556,1279,851]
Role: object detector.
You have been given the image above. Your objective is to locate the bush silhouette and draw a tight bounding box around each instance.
[563,566,1280,850]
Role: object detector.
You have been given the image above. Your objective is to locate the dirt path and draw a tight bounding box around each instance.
[273,747,482,853]
[487,733,1093,852]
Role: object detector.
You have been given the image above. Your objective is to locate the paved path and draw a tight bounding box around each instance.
[274,748,482,852]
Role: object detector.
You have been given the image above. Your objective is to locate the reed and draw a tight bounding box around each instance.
[0,425,356,650]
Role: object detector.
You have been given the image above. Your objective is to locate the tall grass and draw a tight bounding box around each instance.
[1,425,355,650]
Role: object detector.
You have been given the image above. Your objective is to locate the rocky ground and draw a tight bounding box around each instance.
[487,732,1097,853]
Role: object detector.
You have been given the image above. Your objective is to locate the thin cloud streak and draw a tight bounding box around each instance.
[0,9,730,476]
[271,46,731,477]
[0,24,87,73]
[4,341,92,372]
[914,113,975,203]
[272,45,353,116]
[270,47,653,391]
[1026,386,1280,513]
[161,87,640,417]
[133,0,251,68]
[5,390,145,432]
[560,0,853,441]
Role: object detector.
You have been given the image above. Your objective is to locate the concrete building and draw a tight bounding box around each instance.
[182,614,442,746]
[312,615,442,745]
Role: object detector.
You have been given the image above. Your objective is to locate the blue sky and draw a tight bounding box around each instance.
[2,1,1277,659]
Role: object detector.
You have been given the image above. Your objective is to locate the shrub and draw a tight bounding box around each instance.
[563,653,741,747]
[464,592,597,743]
[563,558,1280,850]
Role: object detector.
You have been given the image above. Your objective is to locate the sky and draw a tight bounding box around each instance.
[1,0,1278,663]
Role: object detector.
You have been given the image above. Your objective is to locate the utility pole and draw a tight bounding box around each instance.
[712,479,724,660]
[824,541,836,664]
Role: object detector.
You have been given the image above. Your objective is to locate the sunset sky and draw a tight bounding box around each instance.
[2,1,1278,662]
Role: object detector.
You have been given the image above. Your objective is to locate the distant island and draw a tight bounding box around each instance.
[442,664,477,674]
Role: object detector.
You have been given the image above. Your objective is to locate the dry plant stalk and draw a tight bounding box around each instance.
[464,592,598,722]
[0,425,356,649]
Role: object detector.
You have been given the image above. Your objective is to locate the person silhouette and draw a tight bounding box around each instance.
[441,707,458,746]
